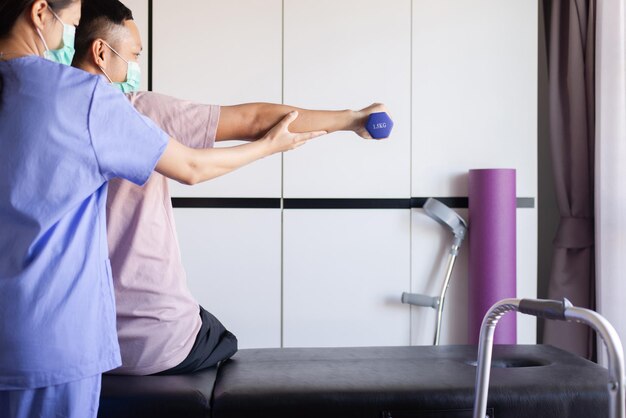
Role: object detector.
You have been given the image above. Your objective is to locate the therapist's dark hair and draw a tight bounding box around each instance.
[0,0,76,39]
[0,0,77,96]
[73,0,133,64]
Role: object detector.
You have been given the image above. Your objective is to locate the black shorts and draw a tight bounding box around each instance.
[153,306,238,375]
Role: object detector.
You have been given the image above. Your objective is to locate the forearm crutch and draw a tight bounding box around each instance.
[401,198,467,345]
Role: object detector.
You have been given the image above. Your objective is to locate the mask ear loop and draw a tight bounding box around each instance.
[98,65,114,83]
[34,8,63,57]
[35,27,50,56]
[100,41,129,83]
[103,41,130,65]
[48,8,63,23]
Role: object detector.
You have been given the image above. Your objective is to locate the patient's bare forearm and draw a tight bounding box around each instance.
[217,103,360,141]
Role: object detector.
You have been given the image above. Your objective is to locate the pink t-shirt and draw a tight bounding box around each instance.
[106,91,220,375]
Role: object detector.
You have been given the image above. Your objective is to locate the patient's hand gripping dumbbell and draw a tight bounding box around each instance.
[365,112,394,139]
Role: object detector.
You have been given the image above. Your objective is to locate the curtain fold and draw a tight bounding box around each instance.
[543,0,596,360]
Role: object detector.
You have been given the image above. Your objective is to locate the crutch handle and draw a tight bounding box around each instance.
[401,292,439,309]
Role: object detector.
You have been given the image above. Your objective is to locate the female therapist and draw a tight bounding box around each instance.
[0,1,324,416]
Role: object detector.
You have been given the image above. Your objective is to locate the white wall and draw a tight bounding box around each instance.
[283,210,411,347]
[174,209,282,348]
[154,0,283,198]
[411,0,538,344]
[138,0,537,348]
[283,0,412,199]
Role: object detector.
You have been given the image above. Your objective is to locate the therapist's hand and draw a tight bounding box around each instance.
[260,111,327,154]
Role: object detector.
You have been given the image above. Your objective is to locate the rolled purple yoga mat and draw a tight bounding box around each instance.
[468,169,517,344]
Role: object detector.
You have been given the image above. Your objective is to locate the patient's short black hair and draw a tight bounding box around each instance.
[73,0,134,64]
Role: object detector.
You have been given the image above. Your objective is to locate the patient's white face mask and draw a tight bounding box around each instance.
[98,42,141,93]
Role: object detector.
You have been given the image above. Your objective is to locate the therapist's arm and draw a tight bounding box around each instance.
[155,112,325,185]
[216,103,388,141]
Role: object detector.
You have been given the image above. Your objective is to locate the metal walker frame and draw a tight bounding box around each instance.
[472,298,625,418]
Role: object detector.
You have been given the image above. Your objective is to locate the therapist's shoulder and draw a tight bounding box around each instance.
[29,58,97,84]
[89,80,169,140]
[11,56,98,92]
[13,58,105,116]
[27,59,107,105]
[86,76,150,122]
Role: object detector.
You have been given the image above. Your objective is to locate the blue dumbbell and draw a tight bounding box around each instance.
[366,112,394,139]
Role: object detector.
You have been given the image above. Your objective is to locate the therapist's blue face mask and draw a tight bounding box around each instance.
[99,42,141,93]
[35,9,76,66]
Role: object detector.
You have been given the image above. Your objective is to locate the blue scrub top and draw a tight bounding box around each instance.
[0,56,169,389]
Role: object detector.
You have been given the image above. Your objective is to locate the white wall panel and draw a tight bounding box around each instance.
[123,0,149,91]
[412,0,537,197]
[153,0,283,198]
[283,0,412,198]
[173,208,282,349]
[516,207,538,344]
[283,210,411,347]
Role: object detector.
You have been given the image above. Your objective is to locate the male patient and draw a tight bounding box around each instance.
[72,0,390,375]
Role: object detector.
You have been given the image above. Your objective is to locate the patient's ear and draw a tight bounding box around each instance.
[92,39,108,68]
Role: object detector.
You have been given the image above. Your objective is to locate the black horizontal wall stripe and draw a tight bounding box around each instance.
[284,199,410,209]
[410,197,468,208]
[171,197,535,209]
[172,198,281,209]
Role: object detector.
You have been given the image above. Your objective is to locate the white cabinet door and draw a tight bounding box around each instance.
[173,208,282,349]
[283,0,412,198]
[412,0,537,197]
[283,209,411,347]
[153,0,283,198]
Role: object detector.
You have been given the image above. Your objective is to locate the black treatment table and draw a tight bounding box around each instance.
[98,344,610,418]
